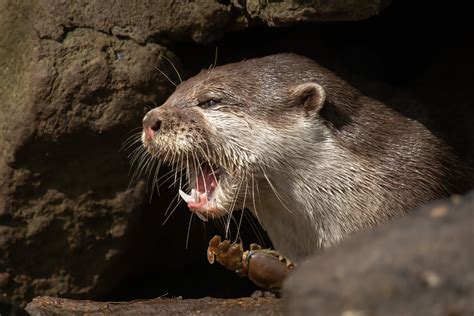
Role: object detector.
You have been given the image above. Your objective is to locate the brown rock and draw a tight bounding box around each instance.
[245,0,392,26]
[31,0,248,44]
[0,1,178,305]
[29,0,391,45]
[25,296,282,316]
[283,192,474,316]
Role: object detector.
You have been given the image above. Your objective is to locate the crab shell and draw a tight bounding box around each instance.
[242,249,296,290]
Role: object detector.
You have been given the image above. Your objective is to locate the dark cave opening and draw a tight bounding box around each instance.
[101,0,473,302]
[102,167,272,301]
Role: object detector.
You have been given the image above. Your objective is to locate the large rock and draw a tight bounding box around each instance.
[0,1,178,305]
[31,0,248,44]
[284,192,474,316]
[30,0,391,45]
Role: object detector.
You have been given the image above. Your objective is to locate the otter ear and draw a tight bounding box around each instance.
[289,82,326,114]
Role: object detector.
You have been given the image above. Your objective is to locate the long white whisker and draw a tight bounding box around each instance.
[160,54,183,84]
[150,160,162,200]
[262,167,293,214]
[235,181,248,243]
[251,173,264,227]
[185,213,194,249]
[153,65,177,87]
[225,176,244,238]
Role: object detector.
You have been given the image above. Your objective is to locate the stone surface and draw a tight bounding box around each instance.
[31,0,248,44]
[25,296,282,316]
[284,192,474,316]
[0,0,178,305]
[30,0,391,45]
[245,0,391,26]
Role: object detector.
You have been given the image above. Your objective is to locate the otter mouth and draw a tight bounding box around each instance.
[178,163,224,221]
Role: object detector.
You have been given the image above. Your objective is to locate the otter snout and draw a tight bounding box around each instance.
[143,108,163,140]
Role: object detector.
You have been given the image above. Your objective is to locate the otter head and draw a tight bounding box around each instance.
[142,54,329,222]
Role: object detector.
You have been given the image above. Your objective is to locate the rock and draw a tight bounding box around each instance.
[31,0,248,44]
[0,1,179,305]
[25,296,282,316]
[30,0,391,45]
[245,0,392,26]
[283,192,474,316]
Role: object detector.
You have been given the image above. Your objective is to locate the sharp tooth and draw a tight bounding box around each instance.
[179,189,192,203]
[191,189,200,202]
[195,212,208,222]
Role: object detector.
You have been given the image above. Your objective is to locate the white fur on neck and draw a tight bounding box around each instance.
[248,118,375,262]
[207,110,378,262]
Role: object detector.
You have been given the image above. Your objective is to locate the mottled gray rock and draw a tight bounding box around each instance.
[25,296,282,316]
[284,192,474,316]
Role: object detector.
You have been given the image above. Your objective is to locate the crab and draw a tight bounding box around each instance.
[207,235,296,290]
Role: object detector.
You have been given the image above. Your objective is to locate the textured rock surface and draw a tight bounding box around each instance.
[31,0,248,44]
[25,296,282,316]
[0,0,178,305]
[284,192,474,316]
[246,0,391,26]
[30,0,391,45]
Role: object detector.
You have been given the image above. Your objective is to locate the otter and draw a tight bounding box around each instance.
[141,54,465,262]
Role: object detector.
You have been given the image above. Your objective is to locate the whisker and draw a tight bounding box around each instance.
[134,154,153,183]
[185,213,194,249]
[160,53,183,84]
[178,153,184,190]
[155,169,179,189]
[213,46,218,69]
[244,209,266,248]
[150,159,162,201]
[145,158,157,192]
[262,167,293,214]
[225,177,244,238]
[122,138,144,153]
[234,181,248,243]
[128,151,150,188]
[121,132,143,151]
[197,147,218,187]
[153,65,177,87]
[164,192,181,217]
[251,173,263,227]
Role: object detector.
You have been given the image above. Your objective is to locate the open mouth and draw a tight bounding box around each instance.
[178,163,222,221]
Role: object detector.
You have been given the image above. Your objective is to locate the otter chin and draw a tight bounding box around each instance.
[141,53,466,262]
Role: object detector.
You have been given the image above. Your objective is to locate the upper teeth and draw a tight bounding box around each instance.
[178,189,208,222]
[179,188,200,203]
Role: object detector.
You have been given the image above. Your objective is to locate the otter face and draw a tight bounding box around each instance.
[141,57,327,222]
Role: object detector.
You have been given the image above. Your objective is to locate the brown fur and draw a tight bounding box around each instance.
[142,54,468,261]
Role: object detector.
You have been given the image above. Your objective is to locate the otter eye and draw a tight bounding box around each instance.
[198,99,219,108]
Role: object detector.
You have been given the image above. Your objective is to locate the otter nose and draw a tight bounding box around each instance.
[143,109,162,140]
